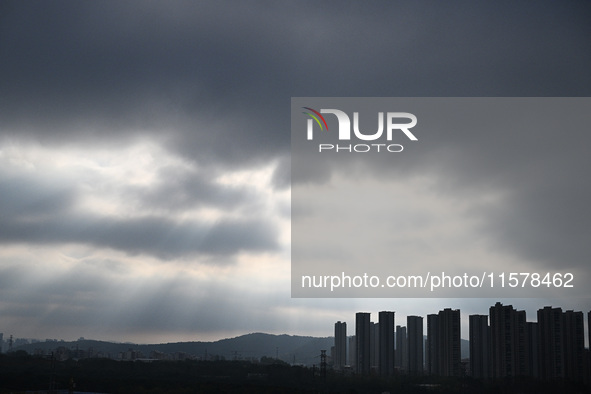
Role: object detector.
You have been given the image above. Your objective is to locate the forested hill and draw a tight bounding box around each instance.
[13,333,334,365]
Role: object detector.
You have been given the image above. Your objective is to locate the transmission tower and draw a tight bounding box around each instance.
[320,350,327,379]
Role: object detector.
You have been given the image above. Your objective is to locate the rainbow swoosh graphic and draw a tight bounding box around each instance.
[302,107,328,131]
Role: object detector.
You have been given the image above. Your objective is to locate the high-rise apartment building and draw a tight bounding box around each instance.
[395,325,407,372]
[538,306,564,379]
[370,322,379,370]
[469,314,490,379]
[588,311,591,380]
[437,308,461,377]
[426,314,438,375]
[525,322,538,378]
[379,311,395,376]
[489,302,527,378]
[349,336,356,370]
[407,316,423,375]
[334,321,347,370]
[426,309,461,377]
[356,312,371,375]
[563,310,584,382]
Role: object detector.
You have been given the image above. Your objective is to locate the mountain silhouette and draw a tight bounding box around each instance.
[13,332,470,365]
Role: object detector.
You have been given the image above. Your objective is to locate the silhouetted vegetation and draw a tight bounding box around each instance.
[1,352,590,393]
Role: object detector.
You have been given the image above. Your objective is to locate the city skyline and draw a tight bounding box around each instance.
[3,300,591,381]
[333,302,589,382]
[4,301,588,350]
[1,1,591,345]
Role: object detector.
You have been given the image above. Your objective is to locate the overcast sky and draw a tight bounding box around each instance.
[1,1,591,344]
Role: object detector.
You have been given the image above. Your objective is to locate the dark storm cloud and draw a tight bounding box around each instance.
[1,1,296,166]
[1,0,589,270]
[2,1,590,167]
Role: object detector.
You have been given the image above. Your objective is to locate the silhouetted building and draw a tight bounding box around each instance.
[441,309,461,377]
[356,312,371,375]
[537,306,585,381]
[427,309,461,377]
[370,322,379,371]
[426,314,438,375]
[515,309,527,375]
[515,311,529,376]
[469,314,490,379]
[334,321,347,370]
[526,322,539,378]
[407,316,423,375]
[538,306,564,379]
[395,325,407,372]
[589,311,591,381]
[490,302,527,378]
[349,336,356,369]
[379,311,395,376]
[563,310,584,381]
[330,345,335,366]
